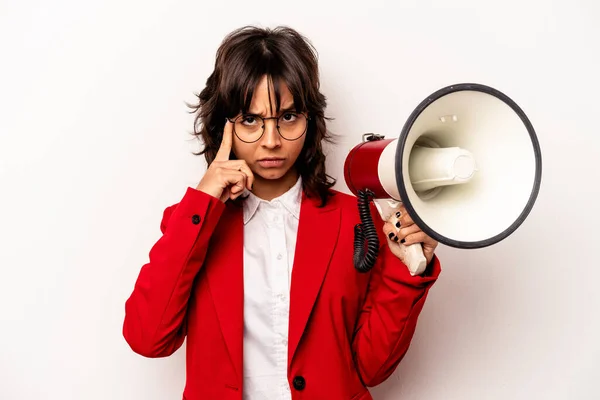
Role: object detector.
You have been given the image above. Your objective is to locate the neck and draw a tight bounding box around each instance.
[252,168,300,201]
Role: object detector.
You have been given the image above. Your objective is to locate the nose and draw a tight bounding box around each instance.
[260,118,281,149]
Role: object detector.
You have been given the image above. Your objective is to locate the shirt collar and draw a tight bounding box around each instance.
[243,175,303,225]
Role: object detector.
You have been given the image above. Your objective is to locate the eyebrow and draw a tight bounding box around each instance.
[246,104,297,117]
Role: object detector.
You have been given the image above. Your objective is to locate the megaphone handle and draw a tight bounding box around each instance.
[373,199,428,276]
[399,242,428,276]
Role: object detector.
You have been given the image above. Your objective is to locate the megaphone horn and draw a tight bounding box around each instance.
[344,83,542,275]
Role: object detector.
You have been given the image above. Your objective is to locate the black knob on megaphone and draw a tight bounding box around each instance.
[344,83,542,274]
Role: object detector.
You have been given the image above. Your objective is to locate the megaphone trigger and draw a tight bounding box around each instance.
[372,198,398,223]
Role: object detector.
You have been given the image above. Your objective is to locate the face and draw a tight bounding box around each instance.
[231,75,307,183]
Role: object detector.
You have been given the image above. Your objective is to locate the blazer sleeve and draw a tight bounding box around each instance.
[122,187,225,358]
[351,209,442,387]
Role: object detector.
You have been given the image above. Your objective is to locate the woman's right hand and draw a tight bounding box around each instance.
[195,121,254,203]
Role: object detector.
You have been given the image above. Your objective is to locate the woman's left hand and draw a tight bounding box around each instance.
[382,203,438,265]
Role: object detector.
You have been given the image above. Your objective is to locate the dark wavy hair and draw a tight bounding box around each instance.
[187,25,337,206]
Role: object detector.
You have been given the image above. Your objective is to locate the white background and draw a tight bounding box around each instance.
[1,0,599,399]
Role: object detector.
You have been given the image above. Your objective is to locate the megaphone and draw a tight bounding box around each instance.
[344,83,542,275]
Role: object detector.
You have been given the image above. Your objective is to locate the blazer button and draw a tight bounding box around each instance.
[292,376,305,390]
[191,214,201,225]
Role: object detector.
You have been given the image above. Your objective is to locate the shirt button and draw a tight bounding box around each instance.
[191,214,201,224]
[292,376,306,390]
[277,253,282,260]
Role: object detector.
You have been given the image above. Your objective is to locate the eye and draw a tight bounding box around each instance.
[280,112,298,122]
[241,115,259,126]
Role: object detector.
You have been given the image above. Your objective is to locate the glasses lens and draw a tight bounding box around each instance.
[234,115,264,142]
[233,113,308,142]
[278,112,307,140]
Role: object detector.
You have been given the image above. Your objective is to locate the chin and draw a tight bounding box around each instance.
[259,170,287,180]
[255,166,291,181]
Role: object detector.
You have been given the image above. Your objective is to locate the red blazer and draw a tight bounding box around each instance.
[123,186,441,400]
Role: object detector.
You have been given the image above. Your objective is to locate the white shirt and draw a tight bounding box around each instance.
[241,176,303,400]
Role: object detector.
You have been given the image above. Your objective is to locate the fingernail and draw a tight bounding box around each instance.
[388,232,394,239]
[394,235,399,242]
[395,222,400,228]
[396,212,401,218]
[400,238,405,244]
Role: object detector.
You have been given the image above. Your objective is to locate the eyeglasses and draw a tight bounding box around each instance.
[227,112,309,143]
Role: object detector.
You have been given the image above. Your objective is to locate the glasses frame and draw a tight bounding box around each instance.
[226,112,310,143]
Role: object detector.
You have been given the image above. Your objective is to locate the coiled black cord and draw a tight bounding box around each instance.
[353,189,380,273]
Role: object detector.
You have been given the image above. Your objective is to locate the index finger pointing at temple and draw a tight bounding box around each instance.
[215,120,233,162]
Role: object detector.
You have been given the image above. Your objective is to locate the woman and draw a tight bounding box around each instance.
[123,25,441,400]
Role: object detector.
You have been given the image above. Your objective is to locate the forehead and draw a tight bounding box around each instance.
[247,75,294,114]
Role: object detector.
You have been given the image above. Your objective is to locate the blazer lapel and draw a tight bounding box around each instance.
[288,192,341,366]
[205,203,244,383]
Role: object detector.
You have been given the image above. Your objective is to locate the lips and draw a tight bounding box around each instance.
[257,157,285,168]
